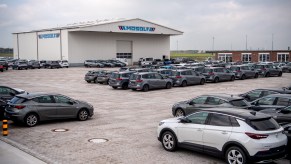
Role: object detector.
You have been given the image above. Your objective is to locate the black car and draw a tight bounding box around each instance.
[172,94,250,117]
[28,60,41,69]
[0,86,26,101]
[250,94,291,111]
[239,88,291,102]
[45,61,61,69]
[260,106,291,123]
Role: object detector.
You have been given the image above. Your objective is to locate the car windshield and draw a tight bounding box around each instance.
[230,99,248,107]
[249,117,280,131]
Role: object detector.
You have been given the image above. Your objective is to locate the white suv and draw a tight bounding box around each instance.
[157,108,287,164]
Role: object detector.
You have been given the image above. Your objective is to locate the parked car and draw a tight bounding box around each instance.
[260,105,291,123]
[39,60,47,68]
[229,65,259,80]
[172,94,250,117]
[169,69,206,87]
[157,108,287,164]
[202,67,235,83]
[5,92,94,127]
[109,71,135,89]
[45,61,61,69]
[282,63,291,73]
[12,60,28,70]
[254,64,283,77]
[282,123,291,159]
[0,59,8,71]
[0,86,26,102]
[59,60,69,68]
[250,94,291,111]
[96,71,113,84]
[0,64,4,72]
[84,70,107,83]
[0,99,6,120]
[128,72,173,92]
[27,60,41,69]
[239,88,291,102]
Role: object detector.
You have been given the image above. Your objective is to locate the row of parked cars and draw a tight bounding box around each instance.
[84,61,285,92]
[0,86,94,127]
[84,59,127,68]
[157,86,291,164]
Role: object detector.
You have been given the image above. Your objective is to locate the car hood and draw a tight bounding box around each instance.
[161,117,181,123]
[13,88,26,94]
[76,100,93,108]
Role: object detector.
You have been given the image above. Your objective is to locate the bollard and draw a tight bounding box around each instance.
[2,120,8,136]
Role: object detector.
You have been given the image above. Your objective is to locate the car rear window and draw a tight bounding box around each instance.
[230,99,248,107]
[130,74,141,80]
[203,69,213,73]
[172,71,180,76]
[249,117,280,131]
[10,96,27,104]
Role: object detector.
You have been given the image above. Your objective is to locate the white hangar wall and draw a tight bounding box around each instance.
[13,33,37,60]
[68,32,170,65]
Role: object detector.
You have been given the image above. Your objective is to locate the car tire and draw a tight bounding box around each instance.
[143,85,149,92]
[161,131,177,152]
[200,79,205,85]
[86,80,91,83]
[181,81,187,87]
[214,77,219,83]
[77,109,89,121]
[112,86,118,89]
[265,72,270,77]
[24,113,39,127]
[122,83,128,90]
[230,76,235,81]
[241,74,246,80]
[166,82,172,89]
[278,72,282,77]
[175,108,185,117]
[254,73,259,78]
[225,146,247,164]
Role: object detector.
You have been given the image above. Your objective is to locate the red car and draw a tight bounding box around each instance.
[0,65,4,72]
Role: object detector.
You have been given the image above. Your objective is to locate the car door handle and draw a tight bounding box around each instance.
[222,131,228,135]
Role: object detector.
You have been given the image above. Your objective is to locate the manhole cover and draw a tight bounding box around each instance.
[51,128,69,132]
[88,138,109,143]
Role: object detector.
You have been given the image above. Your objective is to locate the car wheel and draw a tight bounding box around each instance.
[106,80,109,85]
[77,109,89,121]
[200,79,205,85]
[143,85,149,92]
[181,80,187,87]
[254,73,259,78]
[225,146,247,164]
[112,86,118,89]
[265,72,270,77]
[175,108,185,117]
[230,76,235,81]
[24,113,38,127]
[122,83,128,90]
[241,74,246,80]
[214,77,219,83]
[166,82,172,89]
[278,72,282,77]
[162,131,177,152]
[86,80,91,83]
[0,69,3,72]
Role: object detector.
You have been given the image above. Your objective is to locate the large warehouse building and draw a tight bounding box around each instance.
[13,18,183,65]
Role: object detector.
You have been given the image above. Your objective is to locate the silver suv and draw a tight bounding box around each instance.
[109,71,135,89]
[230,65,259,79]
[128,72,173,92]
[169,69,206,87]
[254,64,283,77]
[202,67,235,83]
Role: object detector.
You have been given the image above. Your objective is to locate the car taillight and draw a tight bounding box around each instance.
[136,79,143,82]
[116,78,123,81]
[176,76,182,78]
[14,105,25,109]
[245,132,268,139]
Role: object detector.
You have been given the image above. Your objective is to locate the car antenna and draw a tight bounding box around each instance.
[250,111,256,116]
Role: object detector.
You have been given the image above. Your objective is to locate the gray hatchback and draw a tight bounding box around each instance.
[5,93,94,127]
[230,65,259,80]
[109,71,135,89]
[169,69,206,87]
[202,67,235,83]
[128,72,173,92]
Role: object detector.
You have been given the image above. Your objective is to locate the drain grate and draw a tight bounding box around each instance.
[51,128,69,132]
[88,138,109,143]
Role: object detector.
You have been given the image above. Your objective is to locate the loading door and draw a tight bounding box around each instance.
[116,40,132,65]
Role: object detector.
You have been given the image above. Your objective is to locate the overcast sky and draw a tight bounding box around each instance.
[0,0,291,51]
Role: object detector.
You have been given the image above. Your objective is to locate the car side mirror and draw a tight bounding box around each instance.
[189,101,195,105]
[180,117,191,123]
[280,109,291,114]
[68,100,75,105]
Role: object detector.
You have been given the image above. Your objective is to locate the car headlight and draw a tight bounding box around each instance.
[159,122,165,126]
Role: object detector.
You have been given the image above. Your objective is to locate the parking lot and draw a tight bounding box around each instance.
[0,67,290,164]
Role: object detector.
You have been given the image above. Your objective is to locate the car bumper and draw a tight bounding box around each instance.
[84,77,95,81]
[205,76,215,82]
[250,145,287,163]
[128,84,143,90]
[4,111,24,122]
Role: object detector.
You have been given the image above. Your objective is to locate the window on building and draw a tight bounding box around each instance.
[218,54,232,62]
[259,54,270,62]
[277,53,289,62]
[242,54,252,62]
[116,53,132,59]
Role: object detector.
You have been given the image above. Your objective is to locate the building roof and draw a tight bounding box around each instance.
[13,18,183,36]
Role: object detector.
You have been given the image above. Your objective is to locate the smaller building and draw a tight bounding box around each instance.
[212,50,291,63]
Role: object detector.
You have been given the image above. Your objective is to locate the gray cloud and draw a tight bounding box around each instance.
[0,0,290,50]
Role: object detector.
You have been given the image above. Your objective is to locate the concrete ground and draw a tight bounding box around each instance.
[0,67,290,164]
